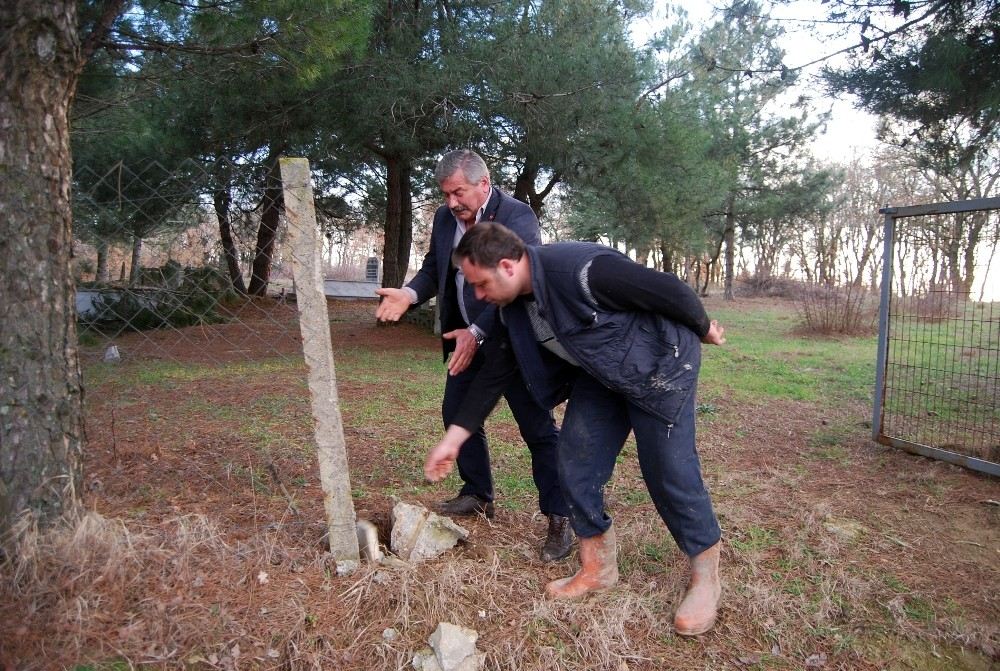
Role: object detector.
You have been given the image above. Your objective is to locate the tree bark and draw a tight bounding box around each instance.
[128,234,142,285]
[513,161,537,209]
[381,155,413,289]
[215,188,247,294]
[0,0,84,539]
[247,158,284,296]
[702,236,724,297]
[513,157,559,218]
[723,197,736,301]
[95,239,109,283]
[660,241,673,274]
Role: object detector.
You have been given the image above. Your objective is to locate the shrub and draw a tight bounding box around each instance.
[905,290,957,322]
[795,282,878,336]
[737,273,806,299]
[78,263,238,333]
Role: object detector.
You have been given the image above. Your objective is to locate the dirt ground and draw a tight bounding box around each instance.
[2,298,998,670]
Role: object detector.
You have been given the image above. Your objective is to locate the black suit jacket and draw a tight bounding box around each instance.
[405,187,540,358]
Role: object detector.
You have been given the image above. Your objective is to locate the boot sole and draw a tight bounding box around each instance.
[539,546,573,562]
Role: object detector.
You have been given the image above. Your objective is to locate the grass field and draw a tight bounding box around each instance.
[2,296,997,670]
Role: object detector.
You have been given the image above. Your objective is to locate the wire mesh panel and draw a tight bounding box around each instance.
[873,198,1000,476]
[71,157,368,370]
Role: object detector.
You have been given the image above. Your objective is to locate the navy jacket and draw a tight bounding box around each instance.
[405,187,540,359]
[454,242,702,429]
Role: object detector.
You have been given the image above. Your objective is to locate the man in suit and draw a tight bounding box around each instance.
[375,149,573,562]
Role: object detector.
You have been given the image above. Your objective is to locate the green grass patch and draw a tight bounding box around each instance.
[902,596,937,623]
[701,303,877,407]
[729,524,779,553]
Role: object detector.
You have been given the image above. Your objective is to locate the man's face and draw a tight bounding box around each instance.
[461,258,520,306]
[440,170,490,225]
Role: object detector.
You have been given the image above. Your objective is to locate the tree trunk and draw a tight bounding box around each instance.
[851,223,879,288]
[660,241,673,274]
[128,234,142,285]
[381,155,413,289]
[0,0,84,539]
[723,202,736,301]
[959,210,986,300]
[247,159,284,296]
[215,188,247,294]
[513,161,538,211]
[513,158,559,218]
[702,236,724,297]
[95,239,109,283]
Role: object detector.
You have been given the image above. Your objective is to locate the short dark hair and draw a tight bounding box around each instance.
[453,222,526,269]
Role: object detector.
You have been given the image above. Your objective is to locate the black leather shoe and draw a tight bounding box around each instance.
[438,494,495,519]
[540,514,574,562]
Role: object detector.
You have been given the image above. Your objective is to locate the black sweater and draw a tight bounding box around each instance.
[451,254,710,430]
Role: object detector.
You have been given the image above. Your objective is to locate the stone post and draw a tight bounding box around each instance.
[280,157,360,572]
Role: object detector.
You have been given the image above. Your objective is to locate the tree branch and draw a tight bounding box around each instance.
[102,26,279,56]
[78,0,128,73]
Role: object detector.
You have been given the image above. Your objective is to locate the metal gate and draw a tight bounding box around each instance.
[873,197,1000,476]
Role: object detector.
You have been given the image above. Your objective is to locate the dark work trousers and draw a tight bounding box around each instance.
[441,350,568,517]
[558,371,721,557]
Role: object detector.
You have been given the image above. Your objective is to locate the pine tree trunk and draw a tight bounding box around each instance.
[128,234,142,285]
[95,240,109,283]
[0,0,84,539]
[513,161,537,208]
[215,189,247,294]
[723,205,736,301]
[381,155,413,289]
[513,158,558,218]
[247,167,283,296]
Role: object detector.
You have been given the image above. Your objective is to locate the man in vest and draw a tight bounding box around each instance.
[376,150,573,562]
[424,222,726,636]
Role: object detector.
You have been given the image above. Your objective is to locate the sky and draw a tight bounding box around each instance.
[630,0,883,163]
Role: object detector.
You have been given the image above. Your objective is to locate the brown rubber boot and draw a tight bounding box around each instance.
[673,541,722,636]
[544,525,619,600]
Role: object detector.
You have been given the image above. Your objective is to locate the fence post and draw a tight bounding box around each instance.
[872,206,896,444]
[280,157,360,573]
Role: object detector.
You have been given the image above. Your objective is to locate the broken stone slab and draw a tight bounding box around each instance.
[412,649,442,671]
[391,500,469,562]
[412,622,484,671]
[335,559,359,577]
[357,519,383,562]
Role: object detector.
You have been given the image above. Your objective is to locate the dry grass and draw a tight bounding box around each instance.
[794,283,879,336]
[2,298,998,670]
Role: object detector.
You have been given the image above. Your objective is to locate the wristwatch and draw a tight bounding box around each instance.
[469,325,486,347]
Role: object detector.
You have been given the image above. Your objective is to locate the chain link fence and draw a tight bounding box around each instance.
[873,198,1000,476]
[71,156,378,562]
[71,157,384,368]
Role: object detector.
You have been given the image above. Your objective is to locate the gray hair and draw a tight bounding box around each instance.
[435,149,490,185]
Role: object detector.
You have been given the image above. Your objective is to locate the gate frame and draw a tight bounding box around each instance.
[873,196,1000,477]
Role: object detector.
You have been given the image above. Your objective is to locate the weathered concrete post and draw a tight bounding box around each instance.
[279,157,360,573]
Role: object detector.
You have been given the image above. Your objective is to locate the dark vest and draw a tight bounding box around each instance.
[503,243,701,425]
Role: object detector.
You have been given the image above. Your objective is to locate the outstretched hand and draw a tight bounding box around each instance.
[702,319,726,345]
[375,288,411,322]
[424,425,472,482]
